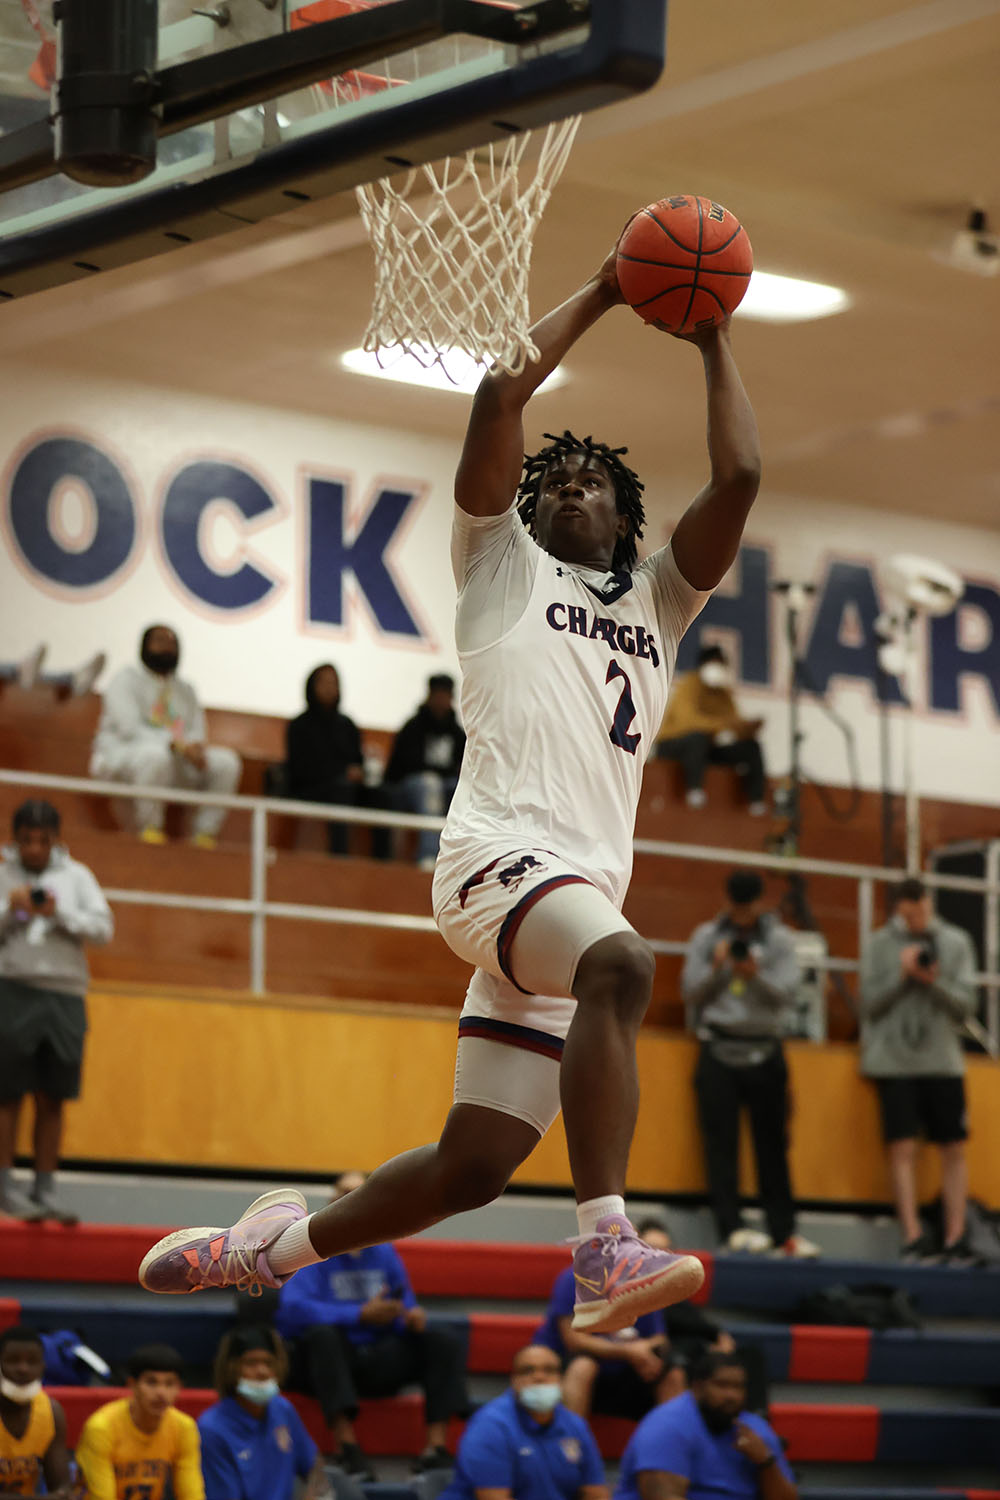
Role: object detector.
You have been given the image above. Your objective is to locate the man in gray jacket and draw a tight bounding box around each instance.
[90,624,242,848]
[0,800,113,1222]
[860,877,977,1262]
[682,870,818,1259]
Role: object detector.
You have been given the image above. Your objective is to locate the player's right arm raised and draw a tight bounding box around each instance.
[455,253,625,516]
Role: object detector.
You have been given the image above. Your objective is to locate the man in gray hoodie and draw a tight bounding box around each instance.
[859,877,977,1262]
[0,800,113,1223]
[682,870,817,1259]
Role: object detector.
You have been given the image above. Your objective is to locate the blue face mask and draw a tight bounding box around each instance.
[519,1382,562,1415]
[236,1377,279,1405]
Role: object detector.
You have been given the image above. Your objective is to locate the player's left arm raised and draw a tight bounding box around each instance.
[669,319,761,591]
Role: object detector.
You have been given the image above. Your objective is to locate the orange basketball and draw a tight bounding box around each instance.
[616,195,753,335]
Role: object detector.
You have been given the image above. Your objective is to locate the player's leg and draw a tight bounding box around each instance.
[139,1051,543,1295]
[302,1100,539,1258]
[503,887,704,1330]
[560,930,654,1203]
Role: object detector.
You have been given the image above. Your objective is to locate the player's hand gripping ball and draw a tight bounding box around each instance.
[615,195,753,336]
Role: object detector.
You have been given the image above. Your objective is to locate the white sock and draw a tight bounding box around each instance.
[576,1195,627,1237]
[267,1214,323,1275]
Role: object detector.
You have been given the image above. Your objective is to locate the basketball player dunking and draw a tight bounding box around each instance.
[141,242,760,1333]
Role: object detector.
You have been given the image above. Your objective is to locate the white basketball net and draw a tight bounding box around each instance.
[356,115,581,379]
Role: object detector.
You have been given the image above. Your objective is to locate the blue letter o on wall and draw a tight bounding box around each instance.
[8,437,136,588]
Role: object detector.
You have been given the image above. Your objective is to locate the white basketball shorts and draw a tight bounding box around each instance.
[432,845,636,1136]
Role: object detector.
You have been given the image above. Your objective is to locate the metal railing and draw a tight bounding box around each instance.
[1,766,997,1053]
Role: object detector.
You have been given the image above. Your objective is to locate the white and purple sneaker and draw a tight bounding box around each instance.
[138,1188,307,1294]
[571,1213,705,1333]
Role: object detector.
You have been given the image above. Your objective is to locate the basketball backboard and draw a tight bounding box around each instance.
[0,0,666,300]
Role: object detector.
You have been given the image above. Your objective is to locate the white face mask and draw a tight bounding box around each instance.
[519,1382,562,1415]
[699,662,732,689]
[236,1377,279,1405]
[0,1375,42,1404]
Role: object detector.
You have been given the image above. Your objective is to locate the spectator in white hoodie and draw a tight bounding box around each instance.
[0,800,113,1223]
[90,625,241,849]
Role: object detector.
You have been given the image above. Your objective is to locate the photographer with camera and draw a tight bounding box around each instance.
[0,800,113,1223]
[682,870,818,1259]
[860,877,977,1263]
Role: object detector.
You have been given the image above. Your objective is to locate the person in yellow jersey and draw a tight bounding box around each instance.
[0,1324,73,1497]
[74,1344,203,1500]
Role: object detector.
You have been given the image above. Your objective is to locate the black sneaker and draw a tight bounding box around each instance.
[411,1447,453,1474]
[335,1443,376,1483]
[900,1231,941,1263]
[940,1234,983,1267]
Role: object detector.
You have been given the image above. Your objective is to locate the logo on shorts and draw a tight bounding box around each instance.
[498,854,543,892]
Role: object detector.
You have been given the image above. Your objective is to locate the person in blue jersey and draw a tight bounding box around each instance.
[142,239,762,1339]
[614,1352,797,1500]
[197,1326,331,1500]
[442,1344,606,1500]
[535,1258,683,1421]
[275,1172,467,1480]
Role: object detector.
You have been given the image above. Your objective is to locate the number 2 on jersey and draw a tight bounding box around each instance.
[606,660,641,755]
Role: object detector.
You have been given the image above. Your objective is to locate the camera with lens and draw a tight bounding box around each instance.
[728,937,750,962]
[915,933,938,969]
[30,887,47,908]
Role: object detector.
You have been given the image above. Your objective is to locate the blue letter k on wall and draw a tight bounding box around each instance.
[307,476,422,638]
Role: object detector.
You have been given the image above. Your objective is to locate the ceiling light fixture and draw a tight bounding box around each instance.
[340,345,567,395]
[735,270,850,323]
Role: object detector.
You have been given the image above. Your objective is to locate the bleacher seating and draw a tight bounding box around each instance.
[4,1219,1000,1492]
[4,682,1000,1025]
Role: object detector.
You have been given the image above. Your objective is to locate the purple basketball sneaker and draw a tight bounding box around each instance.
[139,1188,307,1294]
[571,1213,705,1332]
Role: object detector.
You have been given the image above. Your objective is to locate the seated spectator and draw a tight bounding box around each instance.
[90,624,242,848]
[198,1326,330,1500]
[285,664,365,855]
[656,646,766,814]
[637,1221,768,1414]
[0,1324,72,1497]
[536,1256,683,1422]
[614,1351,797,1500]
[682,870,818,1259]
[276,1170,468,1478]
[442,1344,606,1500]
[383,674,465,869]
[0,799,113,1223]
[75,1343,203,1500]
[859,876,978,1262]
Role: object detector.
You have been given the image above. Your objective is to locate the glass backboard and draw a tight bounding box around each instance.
[0,0,666,299]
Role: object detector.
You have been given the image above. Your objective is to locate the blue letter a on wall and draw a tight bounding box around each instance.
[307,477,422,638]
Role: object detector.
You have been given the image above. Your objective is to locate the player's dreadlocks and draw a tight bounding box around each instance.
[516,431,646,572]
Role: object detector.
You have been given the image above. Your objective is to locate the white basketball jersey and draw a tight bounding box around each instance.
[437,504,707,905]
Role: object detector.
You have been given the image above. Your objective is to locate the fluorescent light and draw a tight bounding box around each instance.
[735,270,849,323]
[340,344,567,395]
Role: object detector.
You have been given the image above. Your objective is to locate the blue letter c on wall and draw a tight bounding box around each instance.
[160,460,278,611]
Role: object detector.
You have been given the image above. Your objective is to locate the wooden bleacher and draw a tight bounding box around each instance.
[1,684,998,1028]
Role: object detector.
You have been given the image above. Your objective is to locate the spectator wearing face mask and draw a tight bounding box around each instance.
[0,1324,73,1498]
[441,1344,607,1500]
[90,625,242,848]
[656,646,766,814]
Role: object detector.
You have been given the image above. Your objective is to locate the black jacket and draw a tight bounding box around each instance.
[384,705,465,783]
[285,707,363,795]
